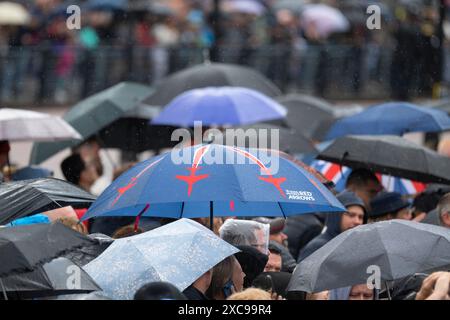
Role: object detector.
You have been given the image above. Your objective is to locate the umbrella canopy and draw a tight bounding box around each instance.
[301,4,350,38]
[234,124,317,155]
[0,108,81,142]
[1,257,101,300]
[142,63,281,107]
[325,102,450,140]
[431,99,450,114]
[0,223,97,277]
[287,220,450,293]
[0,2,30,26]
[30,82,155,164]
[83,218,239,300]
[0,178,96,225]
[221,0,266,16]
[82,144,344,221]
[151,87,287,127]
[276,94,336,141]
[317,135,450,185]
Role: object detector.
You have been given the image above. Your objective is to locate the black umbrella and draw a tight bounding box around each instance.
[142,63,282,107]
[0,223,97,278]
[276,94,337,141]
[1,257,101,300]
[0,178,96,225]
[287,220,450,293]
[227,124,317,155]
[317,135,450,184]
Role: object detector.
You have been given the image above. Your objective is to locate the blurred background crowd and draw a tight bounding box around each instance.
[0,0,449,105]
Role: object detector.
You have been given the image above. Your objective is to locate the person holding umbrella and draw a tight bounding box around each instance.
[297,191,366,262]
[368,192,413,223]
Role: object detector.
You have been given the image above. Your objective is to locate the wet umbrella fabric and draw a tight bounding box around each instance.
[1,257,101,299]
[142,63,281,107]
[83,218,239,300]
[0,178,96,225]
[30,82,154,164]
[0,223,97,277]
[151,87,287,127]
[317,135,450,184]
[81,144,345,221]
[287,220,450,293]
[325,102,450,140]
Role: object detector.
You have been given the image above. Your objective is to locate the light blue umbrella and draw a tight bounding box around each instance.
[83,219,239,300]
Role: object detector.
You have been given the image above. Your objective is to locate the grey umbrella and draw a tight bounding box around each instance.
[287,220,450,293]
[276,94,337,141]
[142,63,282,107]
[30,82,155,164]
[317,135,450,184]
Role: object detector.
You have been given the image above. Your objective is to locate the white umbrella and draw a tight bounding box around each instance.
[301,4,350,38]
[0,108,81,142]
[0,2,31,26]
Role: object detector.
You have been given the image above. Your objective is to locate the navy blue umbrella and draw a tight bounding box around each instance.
[325,102,450,140]
[82,144,344,224]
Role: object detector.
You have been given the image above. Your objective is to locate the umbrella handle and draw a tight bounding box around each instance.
[134,204,150,232]
[0,279,8,300]
[385,281,392,300]
[210,201,214,231]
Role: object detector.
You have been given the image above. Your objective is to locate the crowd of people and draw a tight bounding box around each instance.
[0,0,449,103]
[1,134,450,300]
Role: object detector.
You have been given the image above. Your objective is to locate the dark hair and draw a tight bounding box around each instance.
[345,168,379,188]
[412,192,441,215]
[61,154,85,185]
[134,282,187,300]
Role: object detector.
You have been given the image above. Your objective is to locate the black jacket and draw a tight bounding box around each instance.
[284,214,324,261]
[297,211,343,262]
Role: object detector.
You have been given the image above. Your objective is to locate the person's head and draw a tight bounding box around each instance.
[265,245,282,273]
[231,255,246,293]
[72,137,103,176]
[254,217,288,246]
[411,191,441,222]
[54,217,88,234]
[437,193,450,228]
[112,224,143,239]
[219,219,269,255]
[0,140,10,169]
[337,191,366,232]
[206,256,235,300]
[227,288,272,300]
[345,168,382,209]
[348,284,374,300]
[306,291,329,300]
[369,192,412,223]
[61,153,98,189]
[134,282,187,300]
[437,138,450,157]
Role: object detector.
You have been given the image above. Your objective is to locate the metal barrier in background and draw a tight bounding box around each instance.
[0,43,445,105]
